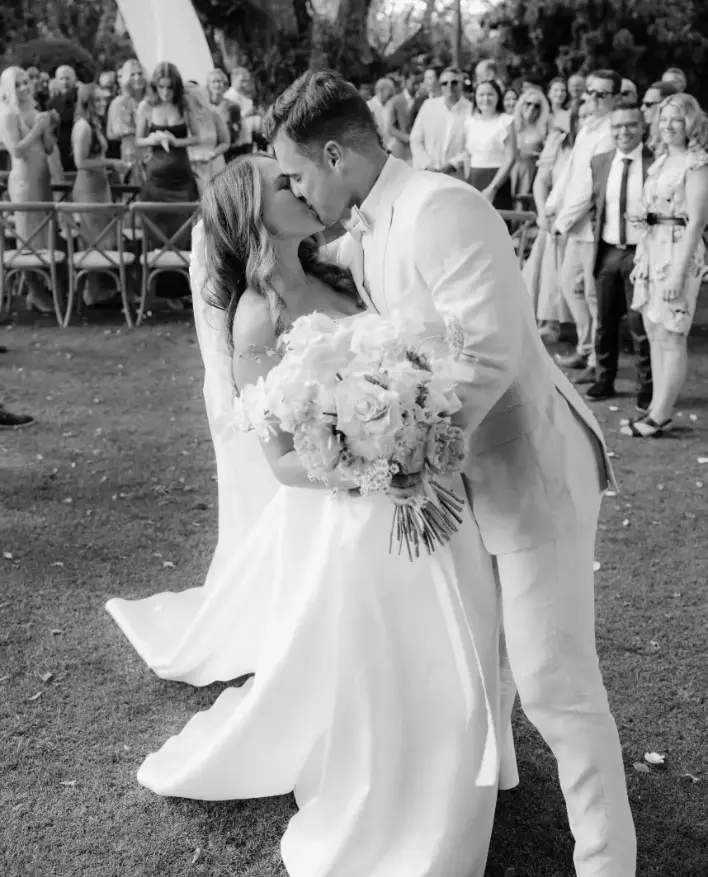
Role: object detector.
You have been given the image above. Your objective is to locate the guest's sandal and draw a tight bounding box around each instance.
[620,416,672,438]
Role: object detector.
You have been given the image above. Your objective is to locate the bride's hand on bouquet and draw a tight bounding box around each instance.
[387,471,424,505]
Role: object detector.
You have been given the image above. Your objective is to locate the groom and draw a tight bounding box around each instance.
[264,70,636,877]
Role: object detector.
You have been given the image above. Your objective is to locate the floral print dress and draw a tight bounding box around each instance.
[630,148,708,335]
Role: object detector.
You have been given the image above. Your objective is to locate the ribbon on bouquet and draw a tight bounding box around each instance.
[115,0,213,85]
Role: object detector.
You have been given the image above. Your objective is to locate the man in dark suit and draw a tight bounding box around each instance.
[586,104,653,409]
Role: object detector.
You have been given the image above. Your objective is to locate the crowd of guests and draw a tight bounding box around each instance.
[0,59,266,318]
[1,58,707,443]
[361,61,707,439]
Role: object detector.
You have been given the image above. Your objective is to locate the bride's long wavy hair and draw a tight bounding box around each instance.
[200,154,362,351]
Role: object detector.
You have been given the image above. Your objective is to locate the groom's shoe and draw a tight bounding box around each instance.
[555,352,588,370]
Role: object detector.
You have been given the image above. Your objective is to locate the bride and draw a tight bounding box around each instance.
[106,154,517,877]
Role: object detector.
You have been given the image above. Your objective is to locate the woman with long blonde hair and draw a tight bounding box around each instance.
[623,93,708,437]
[106,59,147,178]
[0,65,56,312]
[185,83,230,196]
[511,86,550,203]
[106,150,512,877]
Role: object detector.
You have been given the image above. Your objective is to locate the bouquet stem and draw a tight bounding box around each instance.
[389,480,466,560]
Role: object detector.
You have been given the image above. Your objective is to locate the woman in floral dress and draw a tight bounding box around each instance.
[623,94,708,437]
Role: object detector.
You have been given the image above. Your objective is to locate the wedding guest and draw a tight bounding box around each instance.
[136,61,199,310]
[525,102,589,343]
[661,67,687,94]
[453,78,516,208]
[567,73,587,105]
[402,71,419,113]
[474,58,499,86]
[223,102,243,164]
[583,104,653,407]
[511,86,550,201]
[34,71,51,112]
[47,64,78,172]
[186,85,229,196]
[98,70,119,100]
[383,76,411,161]
[620,79,638,104]
[641,81,678,133]
[547,69,619,383]
[622,93,708,437]
[0,66,56,313]
[106,59,148,178]
[224,66,256,156]
[408,66,440,127]
[72,83,127,306]
[548,76,570,130]
[367,77,394,138]
[205,69,233,127]
[410,67,471,178]
[503,87,519,115]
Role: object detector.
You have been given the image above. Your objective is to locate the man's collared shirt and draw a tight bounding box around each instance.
[602,143,644,247]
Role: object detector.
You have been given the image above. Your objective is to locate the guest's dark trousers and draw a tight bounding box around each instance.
[594,241,652,393]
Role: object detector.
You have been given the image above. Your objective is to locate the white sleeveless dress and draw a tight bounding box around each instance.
[105,222,517,877]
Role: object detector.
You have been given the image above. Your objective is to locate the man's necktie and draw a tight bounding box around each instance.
[619,157,631,247]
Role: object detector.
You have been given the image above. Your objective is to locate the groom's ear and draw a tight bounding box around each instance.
[323,140,344,171]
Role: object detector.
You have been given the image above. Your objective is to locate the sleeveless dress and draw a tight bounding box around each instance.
[104,221,518,877]
[139,121,198,250]
[72,120,114,247]
[0,108,52,249]
[462,113,514,210]
[630,148,708,335]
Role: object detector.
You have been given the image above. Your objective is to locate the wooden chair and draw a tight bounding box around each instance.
[497,209,537,268]
[55,202,136,327]
[130,201,197,326]
[0,202,66,324]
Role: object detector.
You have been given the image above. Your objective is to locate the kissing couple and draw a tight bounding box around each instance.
[106,69,636,877]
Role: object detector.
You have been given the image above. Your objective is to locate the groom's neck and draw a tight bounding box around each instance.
[348,149,389,209]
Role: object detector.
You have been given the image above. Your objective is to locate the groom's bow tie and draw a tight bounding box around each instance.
[343,206,373,242]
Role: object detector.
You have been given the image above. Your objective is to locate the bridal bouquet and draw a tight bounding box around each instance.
[233,312,468,560]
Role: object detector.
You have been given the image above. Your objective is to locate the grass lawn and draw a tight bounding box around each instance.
[1,303,707,877]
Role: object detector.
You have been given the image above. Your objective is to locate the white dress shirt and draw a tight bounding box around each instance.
[602,144,644,247]
[409,96,472,171]
[549,114,615,241]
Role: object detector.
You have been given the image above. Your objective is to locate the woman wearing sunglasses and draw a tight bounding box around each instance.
[511,86,550,204]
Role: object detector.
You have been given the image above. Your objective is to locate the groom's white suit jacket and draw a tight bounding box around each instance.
[326,157,616,556]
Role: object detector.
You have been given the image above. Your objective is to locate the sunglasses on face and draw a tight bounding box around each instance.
[441,80,462,87]
[525,102,542,109]
[586,89,612,99]
[641,100,659,108]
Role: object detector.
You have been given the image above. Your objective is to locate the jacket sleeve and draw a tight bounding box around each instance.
[412,185,524,437]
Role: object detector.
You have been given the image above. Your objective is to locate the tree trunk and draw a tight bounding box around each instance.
[292,0,312,40]
[453,0,463,67]
[335,0,374,63]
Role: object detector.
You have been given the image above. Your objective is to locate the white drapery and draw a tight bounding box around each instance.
[115,0,213,85]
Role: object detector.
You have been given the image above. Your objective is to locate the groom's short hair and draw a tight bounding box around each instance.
[264,69,381,158]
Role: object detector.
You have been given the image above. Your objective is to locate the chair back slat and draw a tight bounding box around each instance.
[131,202,198,270]
[55,202,128,269]
[0,202,58,268]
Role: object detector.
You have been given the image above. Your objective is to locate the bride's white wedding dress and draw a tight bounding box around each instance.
[106,222,517,877]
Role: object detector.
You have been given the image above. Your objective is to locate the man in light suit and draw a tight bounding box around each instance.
[586,104,653,407]
[266,70,636,877]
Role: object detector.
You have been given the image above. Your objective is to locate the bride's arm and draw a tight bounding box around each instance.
[232,302,355,492]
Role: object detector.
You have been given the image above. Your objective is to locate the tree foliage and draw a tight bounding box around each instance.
[482,0,708,103]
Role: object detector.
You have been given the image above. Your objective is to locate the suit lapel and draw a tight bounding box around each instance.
[641,146,653,181]
[339,234,373,310]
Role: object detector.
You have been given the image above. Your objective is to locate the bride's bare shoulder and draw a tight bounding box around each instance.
[232,290,277,356]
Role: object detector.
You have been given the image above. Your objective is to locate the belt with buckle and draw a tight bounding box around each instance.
[645,213,686,227]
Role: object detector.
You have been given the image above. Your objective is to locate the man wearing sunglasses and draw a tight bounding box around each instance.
[410,66,471,178]
[545,69,621,382]
[641,80,679,132]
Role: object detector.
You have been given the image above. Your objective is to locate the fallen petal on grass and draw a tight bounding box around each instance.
[680,773,701,784]
[27,692,43,701]
[633,762,651,773]
[645,752,666,765]
[39,672,54,684]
